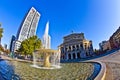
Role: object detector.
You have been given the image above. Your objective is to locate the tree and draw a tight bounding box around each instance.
[4,49,10,54]
[0,44,4,52]
[0,23,3,44]
[18,36,42,56]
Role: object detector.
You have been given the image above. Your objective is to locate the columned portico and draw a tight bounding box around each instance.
[59,33,94,61]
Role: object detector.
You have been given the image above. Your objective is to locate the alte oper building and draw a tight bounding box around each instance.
[59,33,94,61]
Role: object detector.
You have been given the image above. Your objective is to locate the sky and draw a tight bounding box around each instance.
[0,0,120,49]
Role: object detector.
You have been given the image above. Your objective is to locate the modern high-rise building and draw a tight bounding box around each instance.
[14,7,41,52]
[16,7,40,41]
[42,22,51,49]
[9,35,16,52]
[4,44,7,50]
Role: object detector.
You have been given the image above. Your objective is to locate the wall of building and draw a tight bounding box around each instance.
[109,27,120,49]
[99,41,111,51]
[14,7,40,52]
[59,33,94,61]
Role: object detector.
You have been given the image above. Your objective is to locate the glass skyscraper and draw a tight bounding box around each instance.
[9,35,16,52]
[43,22,51,49]
[14,7,40,52]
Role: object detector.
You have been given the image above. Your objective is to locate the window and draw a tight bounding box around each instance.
[68,54,71,59]
[77,52,80,58]
[76,45,79,50]
[72,45,75,51]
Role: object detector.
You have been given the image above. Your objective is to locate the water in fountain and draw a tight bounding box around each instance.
[31,51,61,69]
[31,21,61,69]
[50,52,61,68]
[31,52,39,68]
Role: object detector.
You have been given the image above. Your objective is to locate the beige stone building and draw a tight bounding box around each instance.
[59,33,94,61]
[99,40,111,51]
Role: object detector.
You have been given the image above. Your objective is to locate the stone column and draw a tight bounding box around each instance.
[71,46,73,51]
[67,46,69,52]
[71,53,73,59]
[66,53,68,60]
[64,47,66,53]
[74,45,76,51]
[78,44,80,48]
[75,52,77,59]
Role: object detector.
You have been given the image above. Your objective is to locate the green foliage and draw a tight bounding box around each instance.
[0,45,4,52]
[18,36,42,55]
[0,28,3,38]
[0,23,3,44]
[4,49,10,54]
[0,23,3,38]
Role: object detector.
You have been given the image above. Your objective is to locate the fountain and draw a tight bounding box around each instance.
[31,21,61,69]
[50,52,61,68]
[31,49,61,69]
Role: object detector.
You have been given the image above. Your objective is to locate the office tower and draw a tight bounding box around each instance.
[17,7,40,41]
[14,7,40,52]
[4,44,7,50]
[9,35,16,52]
[42,22,51,49]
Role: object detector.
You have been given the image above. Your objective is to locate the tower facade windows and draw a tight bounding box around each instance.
[14,7,40,52]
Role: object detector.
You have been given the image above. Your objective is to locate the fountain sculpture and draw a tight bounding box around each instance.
[31,21,61,69]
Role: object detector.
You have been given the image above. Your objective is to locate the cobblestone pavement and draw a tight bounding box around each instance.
[92,50,120,80]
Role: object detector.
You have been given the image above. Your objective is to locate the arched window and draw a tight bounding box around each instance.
[77,52,80,58]
[61,47,64,53]
[72,45,75,51]
[84,43,87,50]
[65,47,68,51]
[76,45,79,50]
[68,54,71,59]
[80,44,83,49]
[69,46,71,51]
[86,52,89,56]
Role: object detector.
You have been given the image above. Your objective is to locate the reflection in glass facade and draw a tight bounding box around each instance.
[14,7,40,52]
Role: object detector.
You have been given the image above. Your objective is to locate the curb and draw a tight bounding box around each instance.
[94,61,106,80]
[83,60,107,80]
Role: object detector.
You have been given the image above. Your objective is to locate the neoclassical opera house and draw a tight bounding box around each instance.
[59,33,94,61]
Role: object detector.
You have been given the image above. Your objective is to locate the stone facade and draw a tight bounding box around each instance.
[109,27,120,49]
[59,33,94,61]
[99,40,111,51]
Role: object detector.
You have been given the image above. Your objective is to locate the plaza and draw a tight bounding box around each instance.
[89,49,120,80]
[0,55,100,80]
[0,0,120,80]
[1,48,120,80]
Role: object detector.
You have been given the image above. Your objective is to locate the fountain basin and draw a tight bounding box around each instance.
[31,64,61,69]
[0,60,20,80]
[10,60,94,80]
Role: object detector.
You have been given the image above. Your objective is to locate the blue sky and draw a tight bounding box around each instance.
[0,0,120,49]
